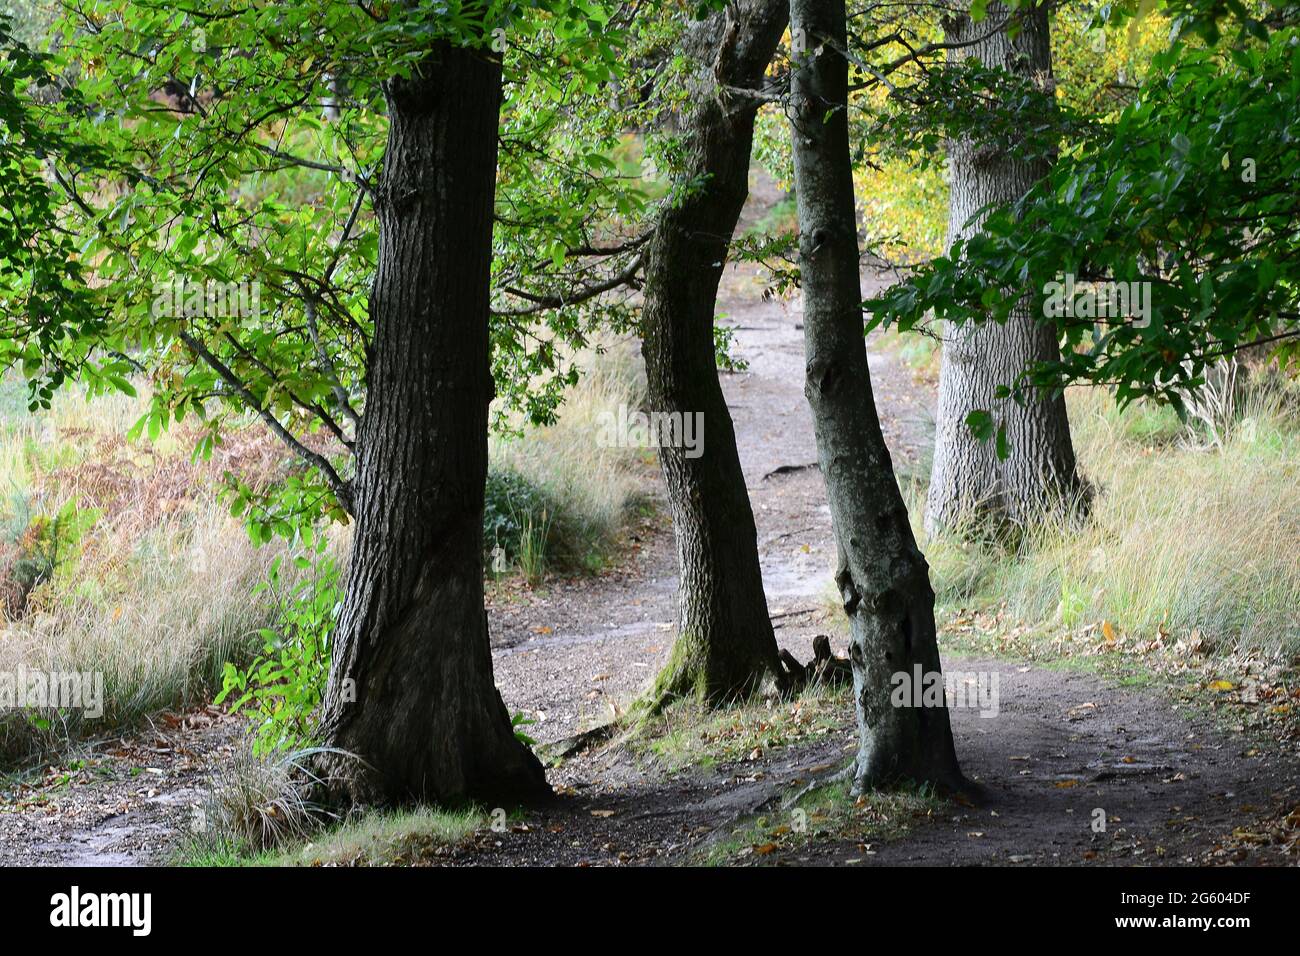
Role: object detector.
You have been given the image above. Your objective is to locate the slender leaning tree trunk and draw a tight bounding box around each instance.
[925,2,1083,535]
[789,0,962,791]
[317,40,548,806]
[643,0,790,706]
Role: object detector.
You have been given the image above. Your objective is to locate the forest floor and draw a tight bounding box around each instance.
[2,185,1298,867]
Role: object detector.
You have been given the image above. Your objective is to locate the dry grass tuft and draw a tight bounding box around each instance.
[191,747,334,854]
[919,373,1300,661]
[488,336,651,572]
[0,380,293,763]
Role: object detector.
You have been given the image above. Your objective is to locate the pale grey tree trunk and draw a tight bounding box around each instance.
[789,0,963,792]
[926,2,1084,535]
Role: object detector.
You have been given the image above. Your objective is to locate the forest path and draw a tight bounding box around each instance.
[3,183,1296,867]
[478,253,1300,867]
[486,261,930,745]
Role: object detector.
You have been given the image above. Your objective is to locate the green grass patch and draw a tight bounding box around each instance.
[630,683,851,774]
[698,780,942,866]
[181,806,487,867]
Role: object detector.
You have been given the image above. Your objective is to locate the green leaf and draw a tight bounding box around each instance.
[965,409,995,441]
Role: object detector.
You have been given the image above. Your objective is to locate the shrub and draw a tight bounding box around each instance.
[214,545,340,756]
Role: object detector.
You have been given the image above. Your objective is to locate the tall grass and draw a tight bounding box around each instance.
[0,380,286,763]
[488,336,649,573]
[0,337,650,762]
[919,376,1300,660]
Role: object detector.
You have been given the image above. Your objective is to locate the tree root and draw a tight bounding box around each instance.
[536,721,619,766]
[778,634,853,690]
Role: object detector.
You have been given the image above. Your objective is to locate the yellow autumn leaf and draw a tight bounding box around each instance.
[1101,620,1117,642]
[1208,680,1235,692]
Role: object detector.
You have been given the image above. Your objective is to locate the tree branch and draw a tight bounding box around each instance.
[178,331,354,515]
[496,253,643,317]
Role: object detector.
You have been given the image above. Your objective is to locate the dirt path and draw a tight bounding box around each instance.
[470,251,1300,867]
[0,708,243,866]
[486,259,932,746]
[448,657,1300,867]
[4,183,1297,867]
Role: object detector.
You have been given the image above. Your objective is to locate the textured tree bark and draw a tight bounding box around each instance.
[925,2,1084,535]
[642,0,790,706]
[316,41,548,806]
[789,0,963,791]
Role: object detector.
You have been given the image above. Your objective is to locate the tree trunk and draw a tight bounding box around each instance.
[316,41,548,806]
[642,0,790,706]
[789,0,962,792]
[925,2,1084,535]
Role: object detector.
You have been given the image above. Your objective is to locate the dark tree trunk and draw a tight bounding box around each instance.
[926,2,1084,535]
[642,0,790,706]
[789,0,962,791]
[316,41,548,806]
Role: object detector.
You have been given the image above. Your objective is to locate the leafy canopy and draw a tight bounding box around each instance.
[866,4,1300,415]
[16,0,649,539]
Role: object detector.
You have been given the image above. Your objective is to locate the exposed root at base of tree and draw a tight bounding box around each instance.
[538,722,619,766]
[779,761,856,810]
[638,632,851,721]
[778,634,853,690]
